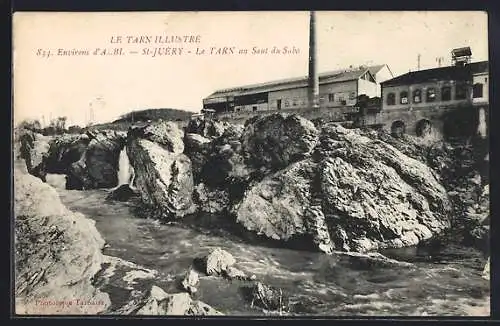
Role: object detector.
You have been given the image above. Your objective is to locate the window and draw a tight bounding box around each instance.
[413,89,422,103]
[426,88,436,102]
[473,83,484,98]
[387,93,396,105]
[441,86,451,101]
[349,92,356,100]
[285,100,290,107]
[292,98,297,106]
[328,93,335,102]
[400,91,408,104]
[455,83,467,100]
[277,99,282,110]
[252,106,258,112]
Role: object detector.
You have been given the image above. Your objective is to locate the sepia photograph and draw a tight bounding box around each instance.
[12,11,490,316]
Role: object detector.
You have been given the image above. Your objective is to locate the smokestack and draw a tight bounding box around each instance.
[308,11,319,109]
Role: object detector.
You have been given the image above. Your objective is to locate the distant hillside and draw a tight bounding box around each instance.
[113,108,196,123]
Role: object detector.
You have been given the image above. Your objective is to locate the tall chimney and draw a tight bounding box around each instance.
[308,11,319,109]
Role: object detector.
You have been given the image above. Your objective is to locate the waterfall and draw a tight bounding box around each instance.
[117,147,134,186]
[477,107,487,139]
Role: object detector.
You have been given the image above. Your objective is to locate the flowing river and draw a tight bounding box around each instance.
[48,174,490,317]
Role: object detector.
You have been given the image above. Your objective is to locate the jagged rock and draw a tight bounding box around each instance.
[107,184,139,202]
[304,206,334,254]
[183,133,212,182]
[19,131,51,181]
[316,125,451,251]
[129,121,185,153]
[133,286,223,315]
[244,282,286,311]
[45,134,89,175]
[205,248,236,276]
[67,130,125,189]
[241,113,319,171]
[185,118,232,138]
[127,121,196,219]
[181,269,199,295]
[223,266,253,281]
[235,160,314,241]
[14,167,110,314]
[193,183,230,214]
[235,123,451,253]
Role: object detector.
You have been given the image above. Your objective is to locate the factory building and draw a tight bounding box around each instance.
[202,64,393,115]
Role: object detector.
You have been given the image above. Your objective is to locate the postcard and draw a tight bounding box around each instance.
[12,11,490,317]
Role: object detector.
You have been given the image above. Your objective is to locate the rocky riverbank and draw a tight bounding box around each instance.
[16,113,489,254]
[14,113,489,315]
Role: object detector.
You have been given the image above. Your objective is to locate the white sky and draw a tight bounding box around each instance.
[13,11,488,126]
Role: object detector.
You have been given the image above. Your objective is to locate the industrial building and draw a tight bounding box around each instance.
[202,64,393,115]
[368,47,489,138]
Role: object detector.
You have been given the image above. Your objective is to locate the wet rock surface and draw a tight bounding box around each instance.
[106,184,139,202]
[127,121,196,219]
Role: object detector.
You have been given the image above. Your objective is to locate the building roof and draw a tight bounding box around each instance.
[368,64,394,78]
[205,65,385,99]
[381,61,488,87]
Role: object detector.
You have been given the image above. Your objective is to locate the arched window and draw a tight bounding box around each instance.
[400,91,409,104]
[441,86,451,101]
[387,93,396,105]
[473,83,484,98]
[426,88,436,102]
[413,89,422,103]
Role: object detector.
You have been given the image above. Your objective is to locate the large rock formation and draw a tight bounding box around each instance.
[66,130,126,190]
[234,124,451,253]
[241,113,319,171]
[127,121,196,219]
[19,131,51,181]
[122,286,223,315]
[45,134,89,175]
[14,167,110,314]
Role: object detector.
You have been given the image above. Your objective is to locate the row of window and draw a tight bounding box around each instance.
[328,92,357,103]
[386,83,484,105]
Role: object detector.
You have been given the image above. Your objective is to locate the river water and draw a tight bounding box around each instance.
[52,180,490,317]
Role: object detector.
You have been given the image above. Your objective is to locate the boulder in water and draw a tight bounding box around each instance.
[243,282,286,311]
[234,123,451,253]
[107,184,138,202]
[180,268,199,295]
[133,286,223,315]
[205,248,236,276]
[127,121,196,219]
